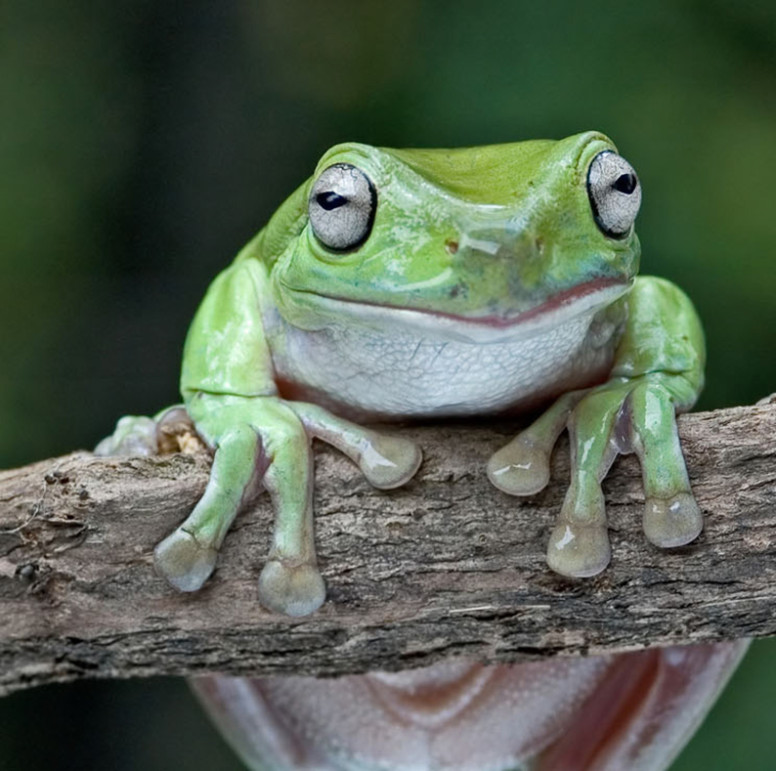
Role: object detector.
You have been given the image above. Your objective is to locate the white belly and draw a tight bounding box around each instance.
[270,307,619,418]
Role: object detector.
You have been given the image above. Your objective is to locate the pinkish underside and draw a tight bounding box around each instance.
[194,642,748,771]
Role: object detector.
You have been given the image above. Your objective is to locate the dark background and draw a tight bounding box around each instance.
[1,1,775,768]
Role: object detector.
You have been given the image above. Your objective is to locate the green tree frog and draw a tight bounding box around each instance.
[101,130,704,616]
[98,131,747,770]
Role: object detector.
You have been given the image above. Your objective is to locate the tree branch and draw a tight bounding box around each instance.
[1,401,775,697]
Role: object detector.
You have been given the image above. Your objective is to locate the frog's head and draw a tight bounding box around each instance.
[262,132,641,342]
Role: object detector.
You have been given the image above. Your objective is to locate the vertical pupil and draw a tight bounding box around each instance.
[317,191,348,210]
[613,173,637,194]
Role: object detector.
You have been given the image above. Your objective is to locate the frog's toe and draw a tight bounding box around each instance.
[94,415,158,457]
[644,492,703,548]
[154,528,218,592]
[546,523,611,578]
[487,437,550,496]
[287,404,422,490]
[360,434,423,490]
[258,559,326,617]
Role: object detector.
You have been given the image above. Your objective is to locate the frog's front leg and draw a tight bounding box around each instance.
[128,257,420,616]
[156,396,324,616]
[488,276,705,577]
[154,394,421,616]
[259,403,422,613]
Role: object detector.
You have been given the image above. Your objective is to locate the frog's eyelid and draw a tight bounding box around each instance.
[308,163,377,252]
[586,151,642,239]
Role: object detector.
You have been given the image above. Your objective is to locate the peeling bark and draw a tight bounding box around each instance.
[1,401,775,697]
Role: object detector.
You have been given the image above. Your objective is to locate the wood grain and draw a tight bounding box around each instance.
[1,401,775,696]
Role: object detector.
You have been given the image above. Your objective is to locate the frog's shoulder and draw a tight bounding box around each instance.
[233,180,311,270]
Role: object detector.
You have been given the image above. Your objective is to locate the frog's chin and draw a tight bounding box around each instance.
[286,278,632,344]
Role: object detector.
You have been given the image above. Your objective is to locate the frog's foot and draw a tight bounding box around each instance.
[155,528,218,592]
[629,382,703,548]
[543,388,622,578]
[94,405,198,457]
[258,559,326,617]
[94,415,159,457]
[490,376,701,578]
[253,402,420,614]
[154,422,263,591]
[643,493,702,548]
[252,401,420,615]
[488,392,585,495]
[547,481,611,577]
[153,396,421,615]
[289,402,422,489]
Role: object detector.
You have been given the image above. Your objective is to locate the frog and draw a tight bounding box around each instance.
[93,131,744,771]
[97,130,705,619]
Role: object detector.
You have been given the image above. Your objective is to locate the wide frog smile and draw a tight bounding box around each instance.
[281,276,631,344]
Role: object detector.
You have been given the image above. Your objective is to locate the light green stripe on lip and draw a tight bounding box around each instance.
[280,278,631,344]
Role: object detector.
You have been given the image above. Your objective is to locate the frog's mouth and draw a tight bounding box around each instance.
[290,277,631,344]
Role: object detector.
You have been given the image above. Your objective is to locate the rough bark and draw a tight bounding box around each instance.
[1,401,775,697]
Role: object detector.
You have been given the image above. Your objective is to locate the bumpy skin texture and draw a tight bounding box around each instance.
[95,132,739,771]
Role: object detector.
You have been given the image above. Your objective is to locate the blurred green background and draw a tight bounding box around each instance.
[1,1,775,768]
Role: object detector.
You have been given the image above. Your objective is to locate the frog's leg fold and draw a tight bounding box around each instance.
[628,379,702,548]
[289,402,422,490]
[487,391,584,496]
[155,424,263,592]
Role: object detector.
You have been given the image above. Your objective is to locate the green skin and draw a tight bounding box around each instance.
[100,131,704,617]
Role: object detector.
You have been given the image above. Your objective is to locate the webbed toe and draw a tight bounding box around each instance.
[155,528,218,592]
[487,437,550,496]
[258,559,326,617]
[359,434,423,490]
[643,492,703,548]
[547,523,611,578]
[94,415,158,457]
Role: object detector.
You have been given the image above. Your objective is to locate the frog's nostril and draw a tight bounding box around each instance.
[445,239,459,255]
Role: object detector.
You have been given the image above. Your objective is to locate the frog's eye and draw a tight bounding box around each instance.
[586,151,641,238]
[308,163,377,251]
